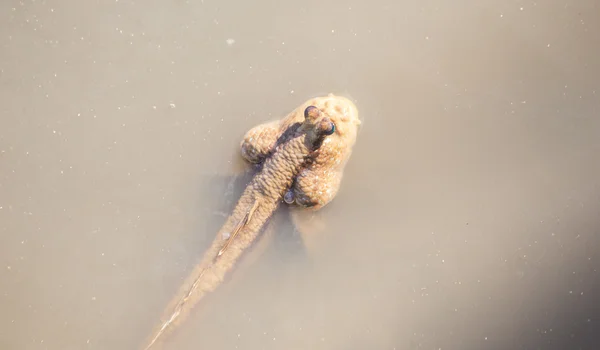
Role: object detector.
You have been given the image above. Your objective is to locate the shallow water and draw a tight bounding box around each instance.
[1,1,599,349]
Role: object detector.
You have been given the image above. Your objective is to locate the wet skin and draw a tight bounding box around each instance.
[141,94,361,349]
[241,94,361,210]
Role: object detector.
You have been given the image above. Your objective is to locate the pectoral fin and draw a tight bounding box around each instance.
[288,207,327,258]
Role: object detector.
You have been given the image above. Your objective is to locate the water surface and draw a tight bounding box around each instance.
[1,1,599,349]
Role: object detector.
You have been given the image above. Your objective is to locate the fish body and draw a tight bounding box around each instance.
[141,94,361,349]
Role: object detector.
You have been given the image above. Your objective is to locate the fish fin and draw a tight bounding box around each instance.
[226,210,280,284]
[141,172,254,350]
[218,199,259,257]
[197,170,255,228]
[288,207,327,258]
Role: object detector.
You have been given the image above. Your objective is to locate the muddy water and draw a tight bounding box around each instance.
[1,1,599,349]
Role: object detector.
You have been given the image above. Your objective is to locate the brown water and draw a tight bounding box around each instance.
[1,1,599,349]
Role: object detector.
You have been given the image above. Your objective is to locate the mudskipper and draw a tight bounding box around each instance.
[141,94,361,349]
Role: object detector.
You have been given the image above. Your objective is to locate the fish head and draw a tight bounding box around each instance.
[301,94,361,167]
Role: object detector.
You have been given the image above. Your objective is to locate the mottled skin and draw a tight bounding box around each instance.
[241,94,360,210]
[141,94,360,349]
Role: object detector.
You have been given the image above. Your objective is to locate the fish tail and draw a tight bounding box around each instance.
[141,194,275,349]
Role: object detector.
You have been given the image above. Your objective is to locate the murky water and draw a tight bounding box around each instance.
[2,1,599,349]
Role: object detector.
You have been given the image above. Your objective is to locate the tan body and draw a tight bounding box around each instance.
[141,94,361,349]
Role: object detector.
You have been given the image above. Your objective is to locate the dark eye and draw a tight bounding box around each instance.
[323,121,335,135]
[304,105,320,119]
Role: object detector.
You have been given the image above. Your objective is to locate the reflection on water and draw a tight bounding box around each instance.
[1,0,599,349]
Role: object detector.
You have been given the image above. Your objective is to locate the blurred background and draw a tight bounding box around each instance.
[1,0,599,349]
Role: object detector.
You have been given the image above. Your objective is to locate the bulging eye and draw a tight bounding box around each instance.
[323,121,335,135]
[304,105,320,120]
[283,190,295,204]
